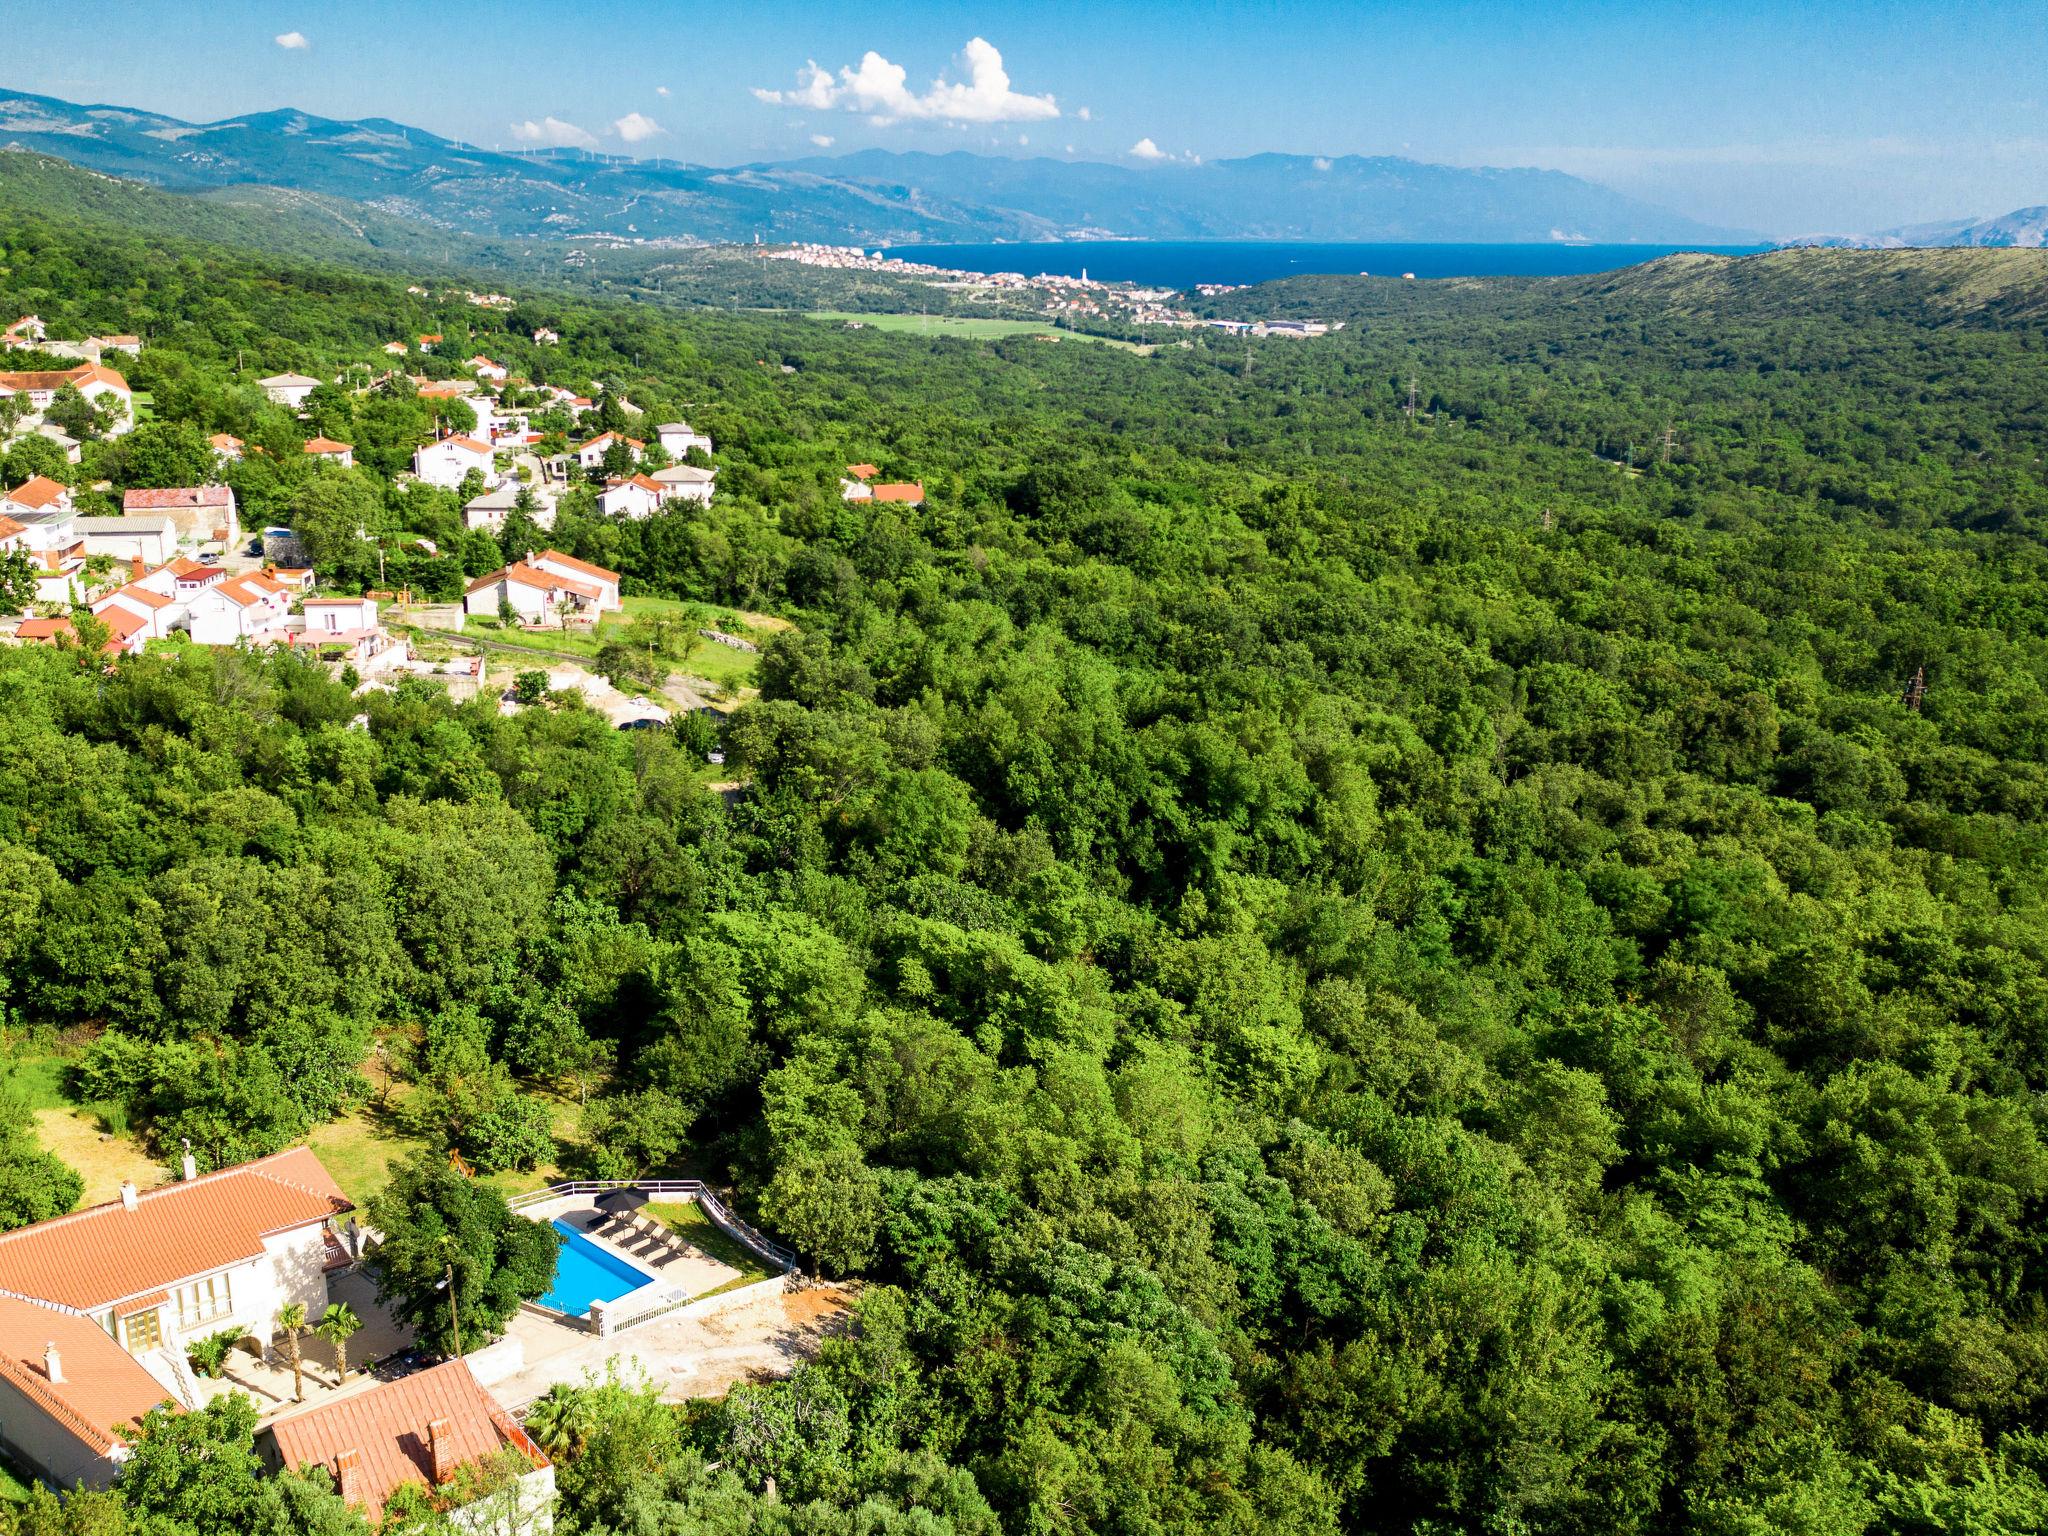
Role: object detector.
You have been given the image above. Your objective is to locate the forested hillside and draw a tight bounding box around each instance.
[4,196,2048,1535]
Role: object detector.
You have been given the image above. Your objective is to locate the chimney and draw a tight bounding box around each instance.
[43,1343,62,1384]
[130,554,145,579]
[427,1418,456,1484]
[119,1180,139,1211]
[334,1449,361,1506]
[181,1139,197,1182]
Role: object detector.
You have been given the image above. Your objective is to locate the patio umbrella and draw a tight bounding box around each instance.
[595,1188,649,1216]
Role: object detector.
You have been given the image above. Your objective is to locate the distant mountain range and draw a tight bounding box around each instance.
[1785,207,2048,250]
[0,86,1748,246]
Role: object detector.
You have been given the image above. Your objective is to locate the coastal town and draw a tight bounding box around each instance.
[761,242,1340,336]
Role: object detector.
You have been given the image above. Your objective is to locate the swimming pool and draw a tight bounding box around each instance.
[536,1221,652,1317]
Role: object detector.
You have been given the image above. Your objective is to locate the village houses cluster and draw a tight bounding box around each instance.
[0,314,753,675]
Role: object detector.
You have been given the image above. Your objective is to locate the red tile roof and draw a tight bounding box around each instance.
[122,486,234,511]
[167,558,227,583]
[0,514,24,540]
[845,464,879,480]
[0,1295,168,1454]
[101,584,174,612]
[870,482,925,503]
[468,562,600,601]
[0,364,128,394]
[267,1360,547,1521]
[533,548,620,584]
[0,1147,349,1311]
[5,476,70,511]
[15,617,76,642]
[303,437,353,455]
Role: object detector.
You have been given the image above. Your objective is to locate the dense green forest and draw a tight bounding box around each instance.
[4,185,2048,1536]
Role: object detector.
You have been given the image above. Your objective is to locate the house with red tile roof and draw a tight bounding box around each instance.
[187,570,295,644]
[0,1148,354,1491]
[0,364,131,433]
[869,482,926,505]
[573,431,643,472]
[303,437,355,469]
[2,475,73,520]
[463,549,619,627]
[121,485,240,550]
[529,549,620,611]
[412,435,497,490]
[262,1359,552,1527]
[596,473,668,520]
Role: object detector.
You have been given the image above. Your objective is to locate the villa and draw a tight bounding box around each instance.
[259,373,322,409]
[0,1148,354,1491]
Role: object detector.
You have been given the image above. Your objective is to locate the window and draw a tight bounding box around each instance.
[178,1273,232,1328]
[122,1309,162,1353]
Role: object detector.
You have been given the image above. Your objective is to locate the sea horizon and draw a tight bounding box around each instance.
[885,239,1774,288]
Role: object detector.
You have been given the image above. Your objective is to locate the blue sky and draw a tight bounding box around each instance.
[5,0,2043,234]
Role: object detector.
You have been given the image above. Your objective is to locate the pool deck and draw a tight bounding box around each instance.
[525,1197,742,1316]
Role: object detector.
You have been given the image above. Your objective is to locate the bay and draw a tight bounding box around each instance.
[885,239,1771,288]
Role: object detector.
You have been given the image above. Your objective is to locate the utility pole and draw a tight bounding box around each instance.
[1660,419,1677,464]
[444,1263,462,1355]
[1406,375,1419,424]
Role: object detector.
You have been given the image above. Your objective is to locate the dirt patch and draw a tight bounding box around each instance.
[34,1108,163,1204]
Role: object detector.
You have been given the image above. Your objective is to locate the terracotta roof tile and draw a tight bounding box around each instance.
[532,549,620,584]
[122,486,234,511]
[267,1359,547,1520]
[870,482,925,503]
[5,476,70,511]
[0,1148,349,1311]
[0,1296,169,1454]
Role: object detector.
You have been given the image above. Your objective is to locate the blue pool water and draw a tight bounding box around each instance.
[537,1221,650,1316]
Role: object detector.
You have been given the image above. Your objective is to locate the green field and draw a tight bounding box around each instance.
[415,595,775,695]
[806,311,1151,351]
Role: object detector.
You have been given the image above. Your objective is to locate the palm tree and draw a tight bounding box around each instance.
[315,1302,364,1385]
[276,1303,308,1402]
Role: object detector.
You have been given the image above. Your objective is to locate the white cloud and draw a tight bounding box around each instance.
[656,86,671,98]
[1313,156,1332,171]
[810,133,835,148]
[1017,134,1029,146]
[274,31,309,50]
[1129,137,1167,161]
[1076,106,1092,121]
[754,37,1058,125]
[510,116,599,149]
[612,112,663,143]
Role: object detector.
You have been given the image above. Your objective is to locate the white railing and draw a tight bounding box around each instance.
[507,1180,799,1272]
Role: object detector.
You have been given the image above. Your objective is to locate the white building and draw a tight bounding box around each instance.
[650,463,716,507]
[463,482,556,534]
[303,437,355,469]
[185,570,295,644]
[656,422,713,459]
[413,435,498,490]
[597,474,666,520]
[260,373,323,409]
[464,548,620,626]
[574,432,642,472]
[76,516,178,566]
[530,548,621,611]
[0,1148,354,1492]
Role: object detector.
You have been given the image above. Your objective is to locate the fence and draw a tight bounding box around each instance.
[506,1179,800,1273]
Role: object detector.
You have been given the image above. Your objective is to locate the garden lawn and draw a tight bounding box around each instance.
[644,1200,779,1285]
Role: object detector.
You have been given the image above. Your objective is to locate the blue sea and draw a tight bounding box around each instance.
[885,240,1770,288]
